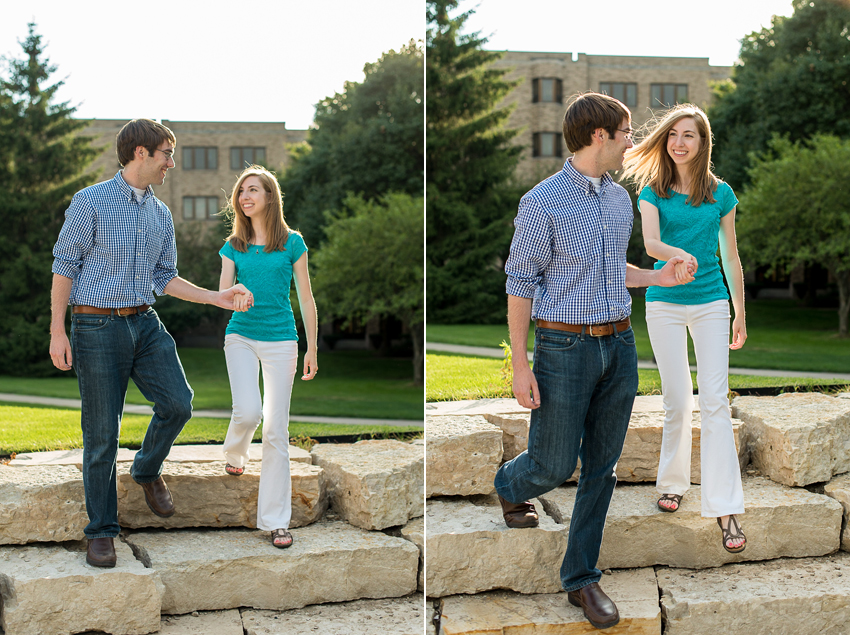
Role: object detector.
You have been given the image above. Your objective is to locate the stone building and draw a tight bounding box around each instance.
[490,51,732,183]
[82,119,308,223]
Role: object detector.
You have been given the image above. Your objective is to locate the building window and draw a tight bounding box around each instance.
[599,82,637,108]
[532,132,563,158]
[182,196,219,221]
[532,78,562,103]
[651,84,688,108]
[230,147,266,170]
[182,147,218,170]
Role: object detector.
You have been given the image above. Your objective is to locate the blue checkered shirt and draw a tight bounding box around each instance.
[52,172,178,308]
[505,159,634,324]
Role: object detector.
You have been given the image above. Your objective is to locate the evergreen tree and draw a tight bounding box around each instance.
[0,23,98,375]
[426,0,523,324]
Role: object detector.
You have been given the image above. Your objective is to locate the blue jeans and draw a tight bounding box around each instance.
[494,326,639,591]
[71,308,193,539]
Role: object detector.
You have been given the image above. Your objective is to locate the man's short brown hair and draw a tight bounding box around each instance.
[116,119,176,167]
[562,93,630,153]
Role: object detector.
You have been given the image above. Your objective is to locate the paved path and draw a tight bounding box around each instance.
[426,342,850,381]
[0,393,423,428]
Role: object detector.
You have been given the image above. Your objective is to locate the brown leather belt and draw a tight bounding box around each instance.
[536,317,630,337]
[72,304,150,316]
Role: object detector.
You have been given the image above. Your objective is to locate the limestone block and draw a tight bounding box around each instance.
[241,594,425,635]
[825,473,850,552]
[425,495,566,597]
[116,461,326,530]
[0,540,163,635]
[481,413,528,461]
[125,521,419,614]
[732,393,850,486]
[439,568,660,635]
[425,415,502,497]
[401,516,425,592]
[538,476,842,570]
[311,440,423,530]
[658,553,850,634]
[158,609,243,635]
[0,465,86,544]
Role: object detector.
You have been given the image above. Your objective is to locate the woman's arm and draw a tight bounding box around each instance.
[219,256,236,292]
[640,200,698,282]
[293,253,318,380]
[719,208,747,350]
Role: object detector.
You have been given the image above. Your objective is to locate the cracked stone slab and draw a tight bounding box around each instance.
[124,521,419,614]
[158,609,243,634]
[538,476,842,570]
[824,472,850,552]
[400,516,424,592]
[425,494,566,597]
[311,440,423,530]
[439,568,660,635]
[426,415,502,497]
[481,413,528,462]
[0,540,163,635]
[116,461,326,530]
[241,593,425,635]
[658,553,850,634]
[732,393,850,486]
[0,464,87,544]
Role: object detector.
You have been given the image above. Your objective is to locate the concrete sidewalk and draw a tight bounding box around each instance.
[0,392,423,428]
[426,342,850,381]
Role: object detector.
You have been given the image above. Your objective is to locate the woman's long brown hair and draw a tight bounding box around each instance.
[224,165,292,252]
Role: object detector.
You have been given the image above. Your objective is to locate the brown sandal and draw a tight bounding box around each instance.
[717,515,746,553]
[271,528,293,549]
[657,493,682,512]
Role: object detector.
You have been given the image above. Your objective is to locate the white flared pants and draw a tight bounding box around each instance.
[645,300,744,518]
[223,333,298,531]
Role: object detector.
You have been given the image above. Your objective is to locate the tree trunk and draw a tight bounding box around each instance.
[410,320,424,387]
[837,270,850,338]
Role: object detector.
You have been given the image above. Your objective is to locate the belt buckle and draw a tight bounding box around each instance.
[115,307,133,317]
[587,324,606,337]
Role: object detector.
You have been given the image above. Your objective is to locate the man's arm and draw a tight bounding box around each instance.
[625,256,692,288]
[163,276,253,311]
[508,294,540,410]
[49,274,73,371]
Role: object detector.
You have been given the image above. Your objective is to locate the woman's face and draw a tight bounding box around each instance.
[238,176,268,219]
[666,117,701,167]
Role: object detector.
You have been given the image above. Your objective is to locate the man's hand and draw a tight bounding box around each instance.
[657,256,695,287]
[49,331,73,371]
[513,364,540,409]
[218,284,254,311]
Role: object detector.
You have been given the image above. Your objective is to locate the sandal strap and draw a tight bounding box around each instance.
[719,515,746,543]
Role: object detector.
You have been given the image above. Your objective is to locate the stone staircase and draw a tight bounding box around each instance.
[0,440,424,635]
[426,393,850,635]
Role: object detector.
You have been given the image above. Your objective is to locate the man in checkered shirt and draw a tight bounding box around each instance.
[49,119,253,568]
[494,93,693,630]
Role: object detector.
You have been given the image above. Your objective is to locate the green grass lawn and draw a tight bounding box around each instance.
[425,352,849,403]
[0,349,421,421]
[427,298,850,374]
[0,402,418,455]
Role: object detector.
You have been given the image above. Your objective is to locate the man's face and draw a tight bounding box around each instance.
[139,141,175,187]
[599,117,634,173]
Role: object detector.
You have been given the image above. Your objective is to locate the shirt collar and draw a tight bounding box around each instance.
[562,157,614,194]
[114,171,153,202]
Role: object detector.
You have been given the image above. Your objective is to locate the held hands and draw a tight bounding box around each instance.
[219,284,254,312]
[301,348,318,381]
[49,331,73,371]
[730,314,747,350]
[513,363,540,410]
[674,253,698,284]
[657,255,697,287]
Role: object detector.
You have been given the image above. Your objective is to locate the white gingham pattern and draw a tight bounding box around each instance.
[505,159,635,324]
[52,172,178,308]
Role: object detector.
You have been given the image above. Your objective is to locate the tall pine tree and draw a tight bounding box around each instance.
[0,23,98,375]
[426,0,522,324]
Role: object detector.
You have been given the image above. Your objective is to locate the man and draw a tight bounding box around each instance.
[49,119,252,568]
[494,93,693,630]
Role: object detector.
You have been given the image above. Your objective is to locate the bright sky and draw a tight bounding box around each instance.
[0,0,424,130]
[464,0,795,67]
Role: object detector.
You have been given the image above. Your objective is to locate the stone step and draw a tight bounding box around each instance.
[425,415,502,497]
[311,439,423,530]
[0,539,162,635]
[437,568,660,635]
[425,477,842,596]
[732,392,850,487]
[124,521,419,614]
[824,472,850,551]
[658,552,850,634]
[0,461,326,545]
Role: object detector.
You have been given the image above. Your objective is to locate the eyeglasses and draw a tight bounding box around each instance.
[154,148,175,162]
[617,128,635,141]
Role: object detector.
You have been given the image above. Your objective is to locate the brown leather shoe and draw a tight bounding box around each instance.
[86,537,117,568]
[139,476,175,518]
[567,582,620,629]
[498,494,539,528]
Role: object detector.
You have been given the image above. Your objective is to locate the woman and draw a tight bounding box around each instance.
[218,165,318,548]
[622,104,747,553]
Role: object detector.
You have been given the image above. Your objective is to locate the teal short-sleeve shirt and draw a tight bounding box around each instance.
[639,181,738,305]
[219,232,307,341]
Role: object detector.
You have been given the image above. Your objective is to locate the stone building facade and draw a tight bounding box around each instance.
[82,119,308,223]
[490,51,733,183]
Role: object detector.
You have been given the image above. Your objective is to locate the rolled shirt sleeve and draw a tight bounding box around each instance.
[505,195,553,299]
[152,213,178,295]
[52,193,96,279]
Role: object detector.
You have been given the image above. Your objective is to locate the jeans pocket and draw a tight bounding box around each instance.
[617,327,637,348]
[537,329,579,351]
[71,316,109,332]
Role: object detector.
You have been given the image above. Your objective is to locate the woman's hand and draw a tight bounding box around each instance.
[730,314,747,350]
[674,253,698,283]
[301,348,318,380]
[231,291,252,312]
